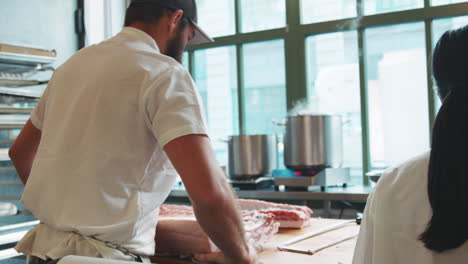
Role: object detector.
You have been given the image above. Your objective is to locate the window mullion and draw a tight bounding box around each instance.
[234,0,246,135]
[424,0,431,8]
[235,0,242,35]
[357,0,371,185]
[188,51,194,76]
[236,45,246,135]
[425,19,436,140]
[357,0,363,16]
[285,0,307,110]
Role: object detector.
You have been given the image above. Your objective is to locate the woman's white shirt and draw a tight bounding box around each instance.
[353,151,468,264]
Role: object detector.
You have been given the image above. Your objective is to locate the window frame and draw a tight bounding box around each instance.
[184,0,468,185]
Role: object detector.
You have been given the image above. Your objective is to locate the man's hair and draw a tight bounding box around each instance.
[124,3,167,26]
[124,3,189,28]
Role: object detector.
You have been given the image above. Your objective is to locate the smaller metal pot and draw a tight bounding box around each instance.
[227,135,278,179]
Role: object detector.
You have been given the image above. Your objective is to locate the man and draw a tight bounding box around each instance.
[9,0,257,263]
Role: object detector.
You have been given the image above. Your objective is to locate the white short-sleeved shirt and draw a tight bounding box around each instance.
[16,27,208,258]
[353,152,468,264]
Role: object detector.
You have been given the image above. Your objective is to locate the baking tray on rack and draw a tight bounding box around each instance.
[0,44,56,64]
[0,79,48,87]
[0,87,41,99]
[0,43,56,72]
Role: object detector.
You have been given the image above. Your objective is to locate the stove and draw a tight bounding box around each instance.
[273,168,350,191]
[229,177,275,190]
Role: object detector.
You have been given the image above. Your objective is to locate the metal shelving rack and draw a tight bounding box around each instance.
[0,43,55,178]
[0,44,56,70]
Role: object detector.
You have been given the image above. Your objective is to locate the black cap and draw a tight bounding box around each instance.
[130,0,214,45]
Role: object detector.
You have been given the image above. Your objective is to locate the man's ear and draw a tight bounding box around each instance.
[168,9,184,33]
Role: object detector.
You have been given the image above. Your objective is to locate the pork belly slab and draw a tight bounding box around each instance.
[159,199,313,229]
[155,211,279,255]
[237,199,313,229]
[155,199,313,255]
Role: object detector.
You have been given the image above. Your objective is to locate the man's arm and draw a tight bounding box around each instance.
[164,134,256,264]
[9,119,42,185]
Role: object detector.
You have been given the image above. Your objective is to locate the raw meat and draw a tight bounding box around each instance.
[159,204,193,217]
[242,211,280,249]
[237,199,313,228]
[155,210,279,255]
[159,199,313,229]
[236,199,313,216]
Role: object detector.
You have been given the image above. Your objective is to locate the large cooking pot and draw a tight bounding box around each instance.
[283,115,343,170]
[227,135,278,179]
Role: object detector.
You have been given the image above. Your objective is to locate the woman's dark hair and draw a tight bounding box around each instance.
[419,25,468,253]
[124,2,189,28]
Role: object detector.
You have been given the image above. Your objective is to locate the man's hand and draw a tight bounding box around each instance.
[164,134,257,263]
[194,252,229,264]
[9,119,42,184]
[194,246,259,264]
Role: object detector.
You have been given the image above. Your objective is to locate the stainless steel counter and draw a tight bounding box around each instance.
[170,184,372,202]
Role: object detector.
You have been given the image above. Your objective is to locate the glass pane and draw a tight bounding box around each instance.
[193,46,239,166]
[243,40,286,135]
[432,0,468,5]
[301,0,357,24]
[433,16,468,47]
[197,0,235,38]
[182,52,189,69]
[432,16,468,109]
[305,31,362,183]
[365,22,430,169]
[85,0,105,45]
[364,0,423,15]
[85,0,126,45]
[241,0,286,33]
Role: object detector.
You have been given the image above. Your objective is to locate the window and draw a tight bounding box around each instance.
[243,40,287,135]
[184,0,467,183]
[197,0,235,38]
[182,52,189,70]
[193,47,239,166]
[432,16,468,48]
[240,0,286,33]
[365,22,430,169]
[85,0,126,45]
[431,16,468,109]
[301,0,357,24]
[432,0,468,6]
[364,0,423,15]
[306,31,362,182]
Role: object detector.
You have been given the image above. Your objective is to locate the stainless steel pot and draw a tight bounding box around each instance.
[283,115,343,170]
[227,135,278,179]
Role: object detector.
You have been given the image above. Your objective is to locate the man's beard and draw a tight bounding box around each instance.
[164,29,185,63]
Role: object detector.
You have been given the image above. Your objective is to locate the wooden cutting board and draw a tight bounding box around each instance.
[150,218,360,264]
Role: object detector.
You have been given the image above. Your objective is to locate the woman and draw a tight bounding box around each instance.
[353,25,468,264]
